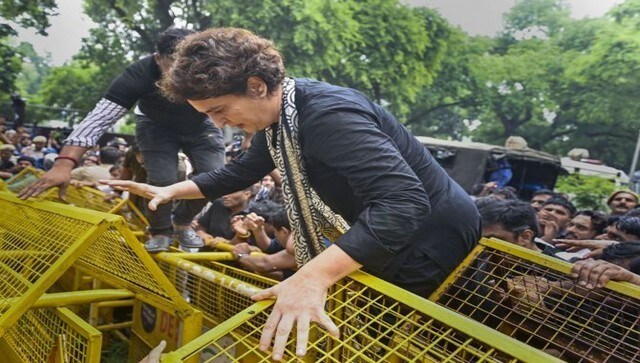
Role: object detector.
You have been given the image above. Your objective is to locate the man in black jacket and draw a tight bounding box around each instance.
[19,28,225,252]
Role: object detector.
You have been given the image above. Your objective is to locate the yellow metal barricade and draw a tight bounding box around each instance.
[430,237,640,363]
[0,191,110,337]
[0,191,204,362]
[0,307,102,363]
[155,254,276,328]
[162,270,560,363]
[5,167,149,234]
[3,167,42,194]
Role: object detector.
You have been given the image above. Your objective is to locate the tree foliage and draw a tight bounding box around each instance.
[76,0,450,118]
[555,174,616,210]
[0,0,57,97]
[408,0,640,171]
[10,0,640,174]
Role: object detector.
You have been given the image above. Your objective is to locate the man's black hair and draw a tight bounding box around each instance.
[156,27,195,56]
[602,242,640,272]
[490,187,518,200]
[17,155,36,165]
[270,205,290,230]
[248,200,282,223]
[575,210,608,235]
[478,199,540,237]
[99,146,122,165]
[532,189,555,198]
[542,197,577,217]
[624,208,640,218]
[614,216,640,240]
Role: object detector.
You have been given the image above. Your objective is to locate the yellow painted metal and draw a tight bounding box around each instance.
[431,237,640,363]
[154,253,264,297]
[0,289,134,309]
[96,321,133,330]
[211,241,234,252]
[129,299,203,363]
[180,309,204,363]
[95,299,135,308]
[161,269,560,363]
[0,306,102,363]
[429,244,485,301]
[4,167,43,194]
[162,300,274,363]
[71,217,195,317]
[0,192,111,337]
[173,252,237,261]
[480,236,640,297]
[5,167,149,232]
[156,256,277,330]
[56,307,103,363]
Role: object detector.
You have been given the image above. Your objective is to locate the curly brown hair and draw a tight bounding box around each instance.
[160,28,285,102]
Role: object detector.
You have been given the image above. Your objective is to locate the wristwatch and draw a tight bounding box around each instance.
[236,253,249,260]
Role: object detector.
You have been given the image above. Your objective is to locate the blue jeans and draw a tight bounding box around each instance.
[135,115,225,235]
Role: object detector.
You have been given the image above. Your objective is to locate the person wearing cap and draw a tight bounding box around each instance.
[607,190,638,216]
[18,27,226,253]
[20,135,48,169]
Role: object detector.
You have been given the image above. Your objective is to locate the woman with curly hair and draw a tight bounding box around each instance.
[104,28,480,360]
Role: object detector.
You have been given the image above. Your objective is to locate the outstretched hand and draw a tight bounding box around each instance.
[99,180,173,210]
[18,166,70,200]
[251,274,339,360]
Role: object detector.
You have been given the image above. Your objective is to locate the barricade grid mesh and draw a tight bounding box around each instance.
[432,239,640,363]
[157,260,276,325]
[178,277,526,362]
[4,167,42,194]
[1,307,98,363]
[0,194,96,327]
[60,187,148,232]
[5,167,148,231]
[78,225,172,299]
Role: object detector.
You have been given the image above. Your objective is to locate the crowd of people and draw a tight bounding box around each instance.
[0,117,62,178]
[476,187,640,288]
[9,26,639,361]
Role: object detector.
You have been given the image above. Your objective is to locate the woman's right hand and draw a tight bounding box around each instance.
[99,180,173,211]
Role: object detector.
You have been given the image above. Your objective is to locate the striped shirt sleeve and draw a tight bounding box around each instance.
[63,98,129,147]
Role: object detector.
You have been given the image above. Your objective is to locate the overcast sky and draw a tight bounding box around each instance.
[14,0,624,66]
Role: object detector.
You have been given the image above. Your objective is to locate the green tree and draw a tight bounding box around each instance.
[33,61,102,124]
[0,0,57,96]
[78,0,449,118]
[405,31,489,138]
[556,1,640,169]
[14,42,51,96]
[555,174,616,210]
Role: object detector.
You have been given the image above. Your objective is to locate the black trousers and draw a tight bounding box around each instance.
[135,115,225,235]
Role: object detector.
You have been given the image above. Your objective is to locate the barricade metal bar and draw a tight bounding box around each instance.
[162,300,274,363]
[348,271,562,362]
[55,307,103,363]
[154,252,263,298]
[0,289,134,309]
[481,237,640,297]
[431,237,640,363]
[0,194,112,337]
[74,220,196,317]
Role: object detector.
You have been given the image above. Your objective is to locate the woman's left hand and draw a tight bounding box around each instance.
[251,274,340,360]
[99,180,172,210]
